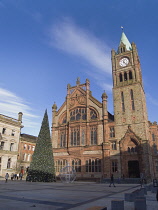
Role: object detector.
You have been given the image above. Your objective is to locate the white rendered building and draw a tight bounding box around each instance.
[0,112,23,176]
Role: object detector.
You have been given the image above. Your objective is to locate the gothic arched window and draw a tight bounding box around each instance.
[129,71,133,80]
[55,159,68,173]
[70,127,80,146]
[86,158,101,172]
[90,127,97,145]
[130,89,135,110]
[7,158,11,169]
[119,73,123,82]
[70,108,86,121]
[90,109,97,120]
[72,159,81,172]
[60,131,66,148]
[124,72,127,81]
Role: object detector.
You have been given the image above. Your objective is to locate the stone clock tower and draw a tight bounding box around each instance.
[111,32,152,179]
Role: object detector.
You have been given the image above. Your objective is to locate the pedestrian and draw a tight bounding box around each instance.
[5,173,9,183]
[19,173,23,180]
[109,174,116,187]
[11,173,14,181]
[14,173,17,180]
[17,173,19,180]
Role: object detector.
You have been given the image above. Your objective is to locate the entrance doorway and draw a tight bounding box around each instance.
[128,160,140,178]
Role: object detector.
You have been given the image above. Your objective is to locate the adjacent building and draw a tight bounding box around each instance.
[17,133,37,175]
[0,112,23,176]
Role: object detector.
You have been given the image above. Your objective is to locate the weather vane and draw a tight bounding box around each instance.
[121,26,124,31]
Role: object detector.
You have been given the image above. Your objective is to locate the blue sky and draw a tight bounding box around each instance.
[0,0,158,136]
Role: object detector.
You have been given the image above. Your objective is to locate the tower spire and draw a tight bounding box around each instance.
[119,31,132,51]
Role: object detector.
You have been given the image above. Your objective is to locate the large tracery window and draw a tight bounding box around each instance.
[71,127,80,146]
[72,159,81,172]
[86,159,101,172]
[70,108,86,121]
[55,159,67,173]
[90,127,97,145]
[60,131,66,148]
[90,109,97,119]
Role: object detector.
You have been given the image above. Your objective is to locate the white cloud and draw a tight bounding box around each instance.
[49,18,112,79]
[0,87,40,130]
[146,92,158,106]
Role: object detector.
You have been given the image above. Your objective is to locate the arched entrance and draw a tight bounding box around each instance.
[120,127,143,178]
[128,160,140,178]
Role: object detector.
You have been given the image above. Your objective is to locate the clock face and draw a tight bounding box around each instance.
[119,57,129,67]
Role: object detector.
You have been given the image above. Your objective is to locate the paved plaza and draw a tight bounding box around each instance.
[0,180,157,210]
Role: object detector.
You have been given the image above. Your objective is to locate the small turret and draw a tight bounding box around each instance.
[52,102,57,111]
[76,77,80,86]
[18,112,23,122]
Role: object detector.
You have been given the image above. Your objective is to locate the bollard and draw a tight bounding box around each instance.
[134,199,146,210]
[111,200,124,210]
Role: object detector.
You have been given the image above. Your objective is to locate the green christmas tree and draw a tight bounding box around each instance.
[27,110,55,182]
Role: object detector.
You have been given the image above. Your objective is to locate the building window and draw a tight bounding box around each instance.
[24,144,27,150]
[86,159,101,173]
[130,89,135,110]
[28,145,31,150]
[27,154,31,162]
[55,159,67,173]
[23,153,27,161]
[112,160,118,173]
[81,129,85,145]
[72,159,81,172]
[90,109,97,120]
[152,133,155,141]
[32,146,35,151]
[11,130,15,136]
[0,141,4,150]
[62,117,66,124]
[110,127,115,138]
[119,73,123,82]
[121,91,125,112]
[90,127,97,145]
[60,131,66,148]
[7,158,11,168]
[111,141,117,150]
[156,161,158,172]
[10,143,14,151]
[2,128,6,134]
[153,144,157,155]
[129,71,133,80]
[124,72,127,81]
[70,127,80,146]
[70,108,86,121]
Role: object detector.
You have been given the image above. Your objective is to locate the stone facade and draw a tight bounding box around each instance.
[52,33,158,181]
[0,112,23,177]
